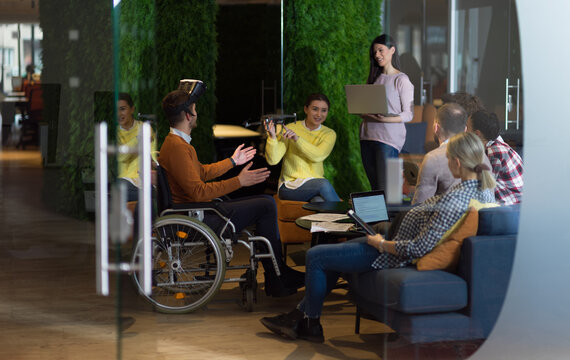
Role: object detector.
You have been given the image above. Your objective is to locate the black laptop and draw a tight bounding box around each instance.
[349,190,389,225]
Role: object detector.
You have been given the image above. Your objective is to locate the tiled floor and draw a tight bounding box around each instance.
[0,149,482,359]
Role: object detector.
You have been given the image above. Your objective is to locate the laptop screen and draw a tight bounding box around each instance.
[350,190,389,224]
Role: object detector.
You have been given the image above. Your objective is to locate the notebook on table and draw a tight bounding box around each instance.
[344,84,397,116]
[349,190,389,225]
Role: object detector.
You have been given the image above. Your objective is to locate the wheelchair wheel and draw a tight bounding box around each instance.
[240,268,257,312]
[132,215,226,313]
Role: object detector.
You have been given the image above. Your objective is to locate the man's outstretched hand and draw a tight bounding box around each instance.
[231,144,256,166]
[237,162,270,187]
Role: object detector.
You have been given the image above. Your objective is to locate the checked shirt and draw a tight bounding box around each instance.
[371,179,495,269]
[487,136,524,205]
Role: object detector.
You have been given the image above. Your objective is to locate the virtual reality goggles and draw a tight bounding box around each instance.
[179,79,206,101]
[165,79,207,117]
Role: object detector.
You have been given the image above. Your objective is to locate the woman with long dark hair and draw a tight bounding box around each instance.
[360,34,414,191]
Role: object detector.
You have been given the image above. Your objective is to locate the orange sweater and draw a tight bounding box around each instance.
[158,133,241,202]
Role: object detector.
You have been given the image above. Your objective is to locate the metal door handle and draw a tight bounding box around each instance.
[95,122,109,295]
[505,78,521,130]
[95,122,152,295]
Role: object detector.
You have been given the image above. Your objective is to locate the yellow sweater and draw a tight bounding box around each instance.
[265,121,336,184]
[117,120,157,187]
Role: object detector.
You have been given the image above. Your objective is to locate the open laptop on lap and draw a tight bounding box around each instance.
[349,190,390,230]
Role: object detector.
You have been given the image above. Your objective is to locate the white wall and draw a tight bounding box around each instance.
[472,0,570,358]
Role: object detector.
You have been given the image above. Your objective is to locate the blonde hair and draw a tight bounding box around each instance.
[447,132,496,190]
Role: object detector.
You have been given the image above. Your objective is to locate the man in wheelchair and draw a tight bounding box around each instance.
[158,83,304,297]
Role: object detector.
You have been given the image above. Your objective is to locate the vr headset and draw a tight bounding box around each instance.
[164,79,207,117]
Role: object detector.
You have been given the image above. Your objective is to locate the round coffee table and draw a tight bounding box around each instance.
[302,201,349,213]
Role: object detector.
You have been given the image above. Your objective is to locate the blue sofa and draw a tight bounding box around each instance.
[347,205,520,343]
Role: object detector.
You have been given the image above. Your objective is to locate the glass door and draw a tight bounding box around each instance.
[385,0,449,155]
[99,1,158,358]
[450,0,522,143]
[387,0,522,145]
[385,0,449,106]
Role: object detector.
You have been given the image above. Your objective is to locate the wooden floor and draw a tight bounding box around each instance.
[0,149,482,360]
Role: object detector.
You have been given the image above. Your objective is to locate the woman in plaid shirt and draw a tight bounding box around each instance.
[260,132,496,343]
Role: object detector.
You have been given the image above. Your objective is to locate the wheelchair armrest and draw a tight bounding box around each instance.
[166,201,232,219]
[213,195,231,202]
[163,201,238,244]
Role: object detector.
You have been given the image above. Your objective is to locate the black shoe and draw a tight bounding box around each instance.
[297,317,324,343]
[260,309,304,340]
[280,266,305,289]
[264,272,297,297]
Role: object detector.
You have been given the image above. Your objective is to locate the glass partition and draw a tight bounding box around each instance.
[383,0,523,355]
[385,0,449,105]
[451,0,522,142]
[112,1,284,358]
[386,0,522,146]
[1,0,528,358]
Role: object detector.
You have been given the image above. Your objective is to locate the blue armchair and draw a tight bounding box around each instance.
[347,205,520,343]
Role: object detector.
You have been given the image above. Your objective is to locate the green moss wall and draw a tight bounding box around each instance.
[117,0,157,117]
[118,0,217,163]
[284,0,383,197]
[40,0,383,215]
[40,0,218,217]
[153,0,218,162]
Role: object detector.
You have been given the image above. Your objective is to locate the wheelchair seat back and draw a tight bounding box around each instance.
[156,165,174,214]
[155,165,231,224]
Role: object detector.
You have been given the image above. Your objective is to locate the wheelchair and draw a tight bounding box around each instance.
[131,166,281,313]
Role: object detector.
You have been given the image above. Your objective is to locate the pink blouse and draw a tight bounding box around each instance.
[359,72,414,151]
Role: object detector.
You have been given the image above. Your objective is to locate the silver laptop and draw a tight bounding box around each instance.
[350,190,389,224]
[345,84,397,116]
[11,77,23,91]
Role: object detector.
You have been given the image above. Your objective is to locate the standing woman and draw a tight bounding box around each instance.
[360,34,414,191]
[265,93,340,202]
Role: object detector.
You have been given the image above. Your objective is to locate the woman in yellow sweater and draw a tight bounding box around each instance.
[265,93,340,202]
[117,92,157,201]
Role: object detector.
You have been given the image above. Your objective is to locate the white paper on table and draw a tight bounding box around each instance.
[300,213,350,222]
[310,221,354,233]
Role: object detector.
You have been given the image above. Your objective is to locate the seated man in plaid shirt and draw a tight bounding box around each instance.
[468,110,524,204]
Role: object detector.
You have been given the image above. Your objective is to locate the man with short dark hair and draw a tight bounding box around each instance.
[468,110,523,204]
[158,83,304,297]
[441,91,486,118]
[413,103,488,204]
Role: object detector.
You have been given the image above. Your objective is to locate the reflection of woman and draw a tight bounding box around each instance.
[260,132,495,343]
[264,93,340,202]
[117,92,157,201]
[24,64,36,82]
[360,34,414,191]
